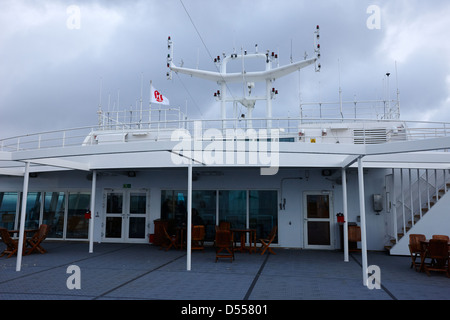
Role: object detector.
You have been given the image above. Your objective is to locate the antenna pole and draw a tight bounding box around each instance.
[338,59,343,119]
[290,39,293,64]
[395,61,400,119]
[386,72,391,119]
[140,73,143,128]
[98,77,103,127]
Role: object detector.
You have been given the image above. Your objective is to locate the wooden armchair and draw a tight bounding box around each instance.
[0,228,19,258]
[408,234,426,270]
[215,230,234,262]
[217,221,231,231]
[432,235,449,241]
[259,226,277,255]
[423,239,450,277]
[26,224,49,255]
[192,225,205,251]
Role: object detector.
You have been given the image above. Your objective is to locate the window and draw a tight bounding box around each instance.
[1,190,91,240]
[219,190,246,230]
[66,192,90,239]
[161,190,217,241]
[193,190,216,241]
[161,189,278,243]
[0,192,18,229]
[161,190,187,225]
[249,190,278,241]
[18,192,41,229]
[43,192,65,238]
[130,193,146,214]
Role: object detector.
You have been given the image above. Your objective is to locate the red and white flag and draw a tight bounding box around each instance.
[151,85,170,105]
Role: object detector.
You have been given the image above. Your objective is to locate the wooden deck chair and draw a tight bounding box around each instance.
[259,226,277,255]
[160,226,178,251]
[192,225,205,251]
[215,230,234,262]
[214,221,231,247]
[0,228,19,258]
[408,234,426,270]
[423,239,450,277]
[26,224,49,255]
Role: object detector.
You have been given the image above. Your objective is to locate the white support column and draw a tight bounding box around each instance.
[392,169,398,244]
[426,169,431,211]
[16,161,30,272]
[342,168,349,262]
[435,169,438,202]
[401,169,406,234]
[358,157,368,286]
[409,169,414,226]
[445,169,448,193]
[417,169,422,219]
[89,170,97,253]
[187,160,192,271]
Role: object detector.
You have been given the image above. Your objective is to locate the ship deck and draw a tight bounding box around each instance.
[1,242,449,302]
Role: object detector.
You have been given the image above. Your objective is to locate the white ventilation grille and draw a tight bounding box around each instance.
[353,128,387,144]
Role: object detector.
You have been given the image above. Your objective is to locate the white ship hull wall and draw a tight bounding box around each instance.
[0,167,389,250]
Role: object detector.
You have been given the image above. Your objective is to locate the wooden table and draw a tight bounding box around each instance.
[231,229,257,253]
[8,229,39,238]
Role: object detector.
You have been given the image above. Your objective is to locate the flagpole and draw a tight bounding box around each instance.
[149,80,153,127]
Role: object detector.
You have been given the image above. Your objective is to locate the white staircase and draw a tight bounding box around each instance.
[386,169,450,255]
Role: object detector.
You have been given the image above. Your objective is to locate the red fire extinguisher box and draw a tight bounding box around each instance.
[336,213,345,223]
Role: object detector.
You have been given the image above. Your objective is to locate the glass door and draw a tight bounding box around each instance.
[303,192,333,249]
[104,189,149,243]
[127,192,147,240]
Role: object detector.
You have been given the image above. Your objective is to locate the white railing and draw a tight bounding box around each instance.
[1,116,450,152]
[299,98,400,121]
[99,107,187,131]
[388,168,450,245]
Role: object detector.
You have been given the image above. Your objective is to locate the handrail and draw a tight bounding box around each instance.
[389,168,450,247]
[2,117,450,152]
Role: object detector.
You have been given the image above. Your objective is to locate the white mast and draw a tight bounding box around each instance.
[167,26,321,130]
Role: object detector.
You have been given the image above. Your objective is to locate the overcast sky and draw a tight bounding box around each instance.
[1,0,450,139]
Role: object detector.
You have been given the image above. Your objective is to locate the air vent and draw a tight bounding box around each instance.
[353,129,387,144]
